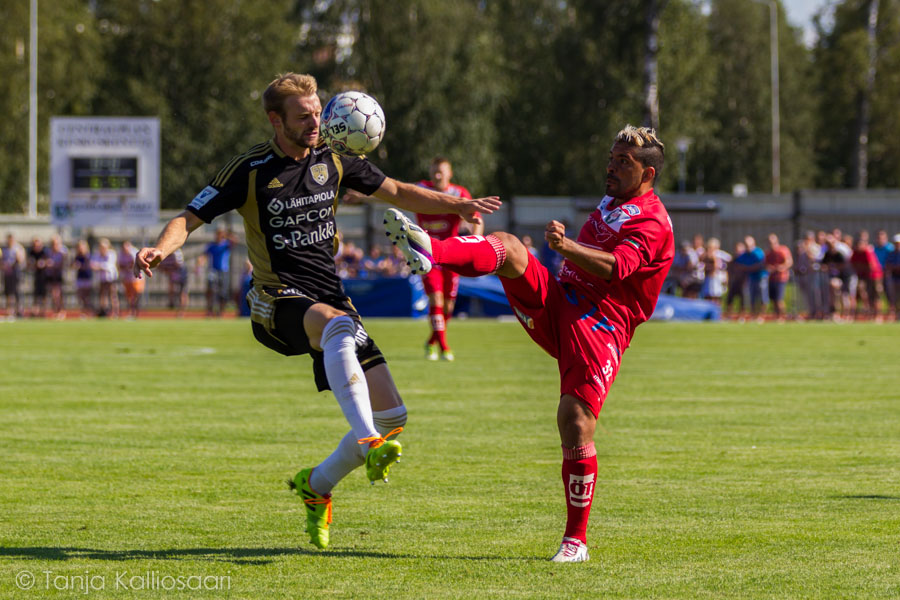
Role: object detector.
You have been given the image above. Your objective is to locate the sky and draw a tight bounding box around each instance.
[782,0,832,45]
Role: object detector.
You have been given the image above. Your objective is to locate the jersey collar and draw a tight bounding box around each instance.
[269,137,286,158]
[608,188,655,209]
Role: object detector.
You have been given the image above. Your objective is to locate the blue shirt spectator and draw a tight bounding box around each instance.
[205,230,233,273]
[736,245,767,282]
[204,228,235,317]
[886,237,900,278]
[736,235,767,317]
[873,230,893,269]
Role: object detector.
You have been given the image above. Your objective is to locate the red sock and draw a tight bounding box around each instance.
[429,306,449,351]
[430,235,506,277]
[561,442,597,544]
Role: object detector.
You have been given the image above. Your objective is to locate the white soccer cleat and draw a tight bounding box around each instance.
[383,208,433,275]
[550,537,590,563]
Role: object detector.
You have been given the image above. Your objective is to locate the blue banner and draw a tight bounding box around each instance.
[343,276,428,318]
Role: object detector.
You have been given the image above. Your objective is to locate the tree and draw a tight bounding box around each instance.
[293,0,505,194]
[0,0,103,213]
[643,0,670,131]
[656,0,717,192]
[699,0,815,194]
[91,0,298,208]
[487,0,651,196]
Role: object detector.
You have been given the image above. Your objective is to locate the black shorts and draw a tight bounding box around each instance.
[250,290,386,392]
[3,272,19,296]
[33,274,48,298]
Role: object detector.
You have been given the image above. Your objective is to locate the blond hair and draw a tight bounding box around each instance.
[613,124,665,182]
[263,73,318,116]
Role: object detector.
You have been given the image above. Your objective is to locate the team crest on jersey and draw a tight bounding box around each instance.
[622,204,641,216]
[599,196,633,232]
[310,164,328,185]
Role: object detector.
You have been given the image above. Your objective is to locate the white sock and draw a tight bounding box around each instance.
[373,405,407,436]
[308,406,408,495]
[310,430,364,495]
[321,316,379,448]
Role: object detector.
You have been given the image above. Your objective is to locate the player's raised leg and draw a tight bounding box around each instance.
[304,365,406,497]
[290,305,404,549]
[551,394,597,562]
[383,208,530,280]
[360,363,406,483]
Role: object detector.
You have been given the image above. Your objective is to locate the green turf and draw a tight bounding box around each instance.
[0,318,898,599]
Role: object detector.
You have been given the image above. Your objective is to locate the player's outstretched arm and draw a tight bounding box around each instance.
[134,210,204,279]
[545,220,616,280]
[372,177,501,223]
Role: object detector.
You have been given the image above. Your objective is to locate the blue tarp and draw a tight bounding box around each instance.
[456,276,722,321]
[455,276,514,316]
[340,275,721,321]
[343,276,428,318]
[650,294,721,321]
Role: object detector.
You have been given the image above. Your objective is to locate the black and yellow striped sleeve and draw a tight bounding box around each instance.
[186,143,270,223]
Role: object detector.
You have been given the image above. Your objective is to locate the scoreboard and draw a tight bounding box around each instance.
[50,117,160,227]
[70,157,139,193]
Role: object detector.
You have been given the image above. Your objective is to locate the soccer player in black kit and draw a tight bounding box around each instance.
[134,73,500,550]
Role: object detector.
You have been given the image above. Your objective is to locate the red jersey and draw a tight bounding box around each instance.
[765,245,793,283]
[558,189,674,351]
[415,180,475,240]
[851,245,883,280]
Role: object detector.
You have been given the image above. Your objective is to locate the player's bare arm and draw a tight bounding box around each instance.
[545,220,616,280]
[134,210,204,279]
[373,177,501,223]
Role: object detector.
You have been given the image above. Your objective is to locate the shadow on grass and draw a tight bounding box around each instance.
[834,494,900,501]
[0,546,532,565]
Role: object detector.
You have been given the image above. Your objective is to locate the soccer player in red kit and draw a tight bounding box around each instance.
[386,125,674,562]
[416,157,483,361]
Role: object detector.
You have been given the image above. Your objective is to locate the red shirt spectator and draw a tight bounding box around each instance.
[764,235,793,283]
[851,242,883,281]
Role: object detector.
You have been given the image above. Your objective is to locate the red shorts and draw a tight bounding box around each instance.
[500,254,622,417]
[422,265,459,300]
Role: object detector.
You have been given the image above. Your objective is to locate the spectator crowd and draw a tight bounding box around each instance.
[0,229,247,320]
[334,238,413,280]
[4,227,900,323]
[664,228,900,322]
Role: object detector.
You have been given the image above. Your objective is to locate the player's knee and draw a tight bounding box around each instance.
[491,231,529,276]
[373,404,407,436]
[305,305,349,350]
[557,395,596,447]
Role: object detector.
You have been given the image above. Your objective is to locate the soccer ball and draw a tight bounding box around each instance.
[321,91,386,156]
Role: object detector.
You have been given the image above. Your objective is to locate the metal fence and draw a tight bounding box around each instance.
[2,189,900,312]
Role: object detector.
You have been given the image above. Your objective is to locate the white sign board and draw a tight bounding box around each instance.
[50,117,160,227]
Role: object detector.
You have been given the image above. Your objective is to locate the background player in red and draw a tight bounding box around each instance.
[386,125,674,562]
[416,157,484,361]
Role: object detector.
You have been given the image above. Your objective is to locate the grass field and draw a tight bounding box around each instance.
[1,318,898,599]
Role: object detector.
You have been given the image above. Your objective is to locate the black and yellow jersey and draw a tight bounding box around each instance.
[186,138,386,299]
